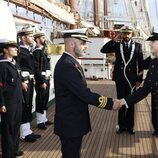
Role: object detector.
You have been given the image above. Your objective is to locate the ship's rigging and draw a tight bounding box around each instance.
[79,0,153,39]
[1,0,157,81]
[4,0,158,40]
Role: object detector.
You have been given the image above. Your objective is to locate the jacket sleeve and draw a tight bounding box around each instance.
[124,68,151,106]
[136,43,144,83]
[0,64,5,106]
[143,56,152,70]
[61,64,113,110]
[33,50,46,84]
[100,40,117,54]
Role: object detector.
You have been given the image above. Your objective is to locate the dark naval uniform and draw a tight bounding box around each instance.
[125,58,158,133]
[143,56,152,69]
[101,39,144,132]
[139,56,157,135]
[0,57,22,158]
[33,47,51,116]
[17,43,35,125]
[54,53,113,157]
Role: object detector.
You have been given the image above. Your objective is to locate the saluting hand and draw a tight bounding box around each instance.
[113,33,121,42]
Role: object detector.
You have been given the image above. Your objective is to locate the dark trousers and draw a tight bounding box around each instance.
[151,96,158,131]
[116,82,135,130]
[35,81,50,114]
[1,100,22,158]
[59,136,83,158]
[21,79,34,124]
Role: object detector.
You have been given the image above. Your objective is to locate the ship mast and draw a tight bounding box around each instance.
[93,0,99,27]
[104,0,108,29]
[65,0,77,29]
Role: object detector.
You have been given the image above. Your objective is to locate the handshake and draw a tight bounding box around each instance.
[112,98,128,110]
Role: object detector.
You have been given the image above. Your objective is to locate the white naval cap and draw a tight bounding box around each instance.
[17,25,34,36]
[0,38,18,47]
[0,38,18,52]
[34,30,46,38]
[120,25,133,33]
[61,28,91,42]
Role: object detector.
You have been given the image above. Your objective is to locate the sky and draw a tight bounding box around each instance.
[146,0,158,28]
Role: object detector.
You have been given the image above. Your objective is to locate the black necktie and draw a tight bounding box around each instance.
[125,43,128,49]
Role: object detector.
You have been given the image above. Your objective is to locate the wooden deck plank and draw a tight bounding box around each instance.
[1,80,158,158]
[139,101,153,158]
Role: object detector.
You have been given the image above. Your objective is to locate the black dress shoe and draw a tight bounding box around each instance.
[31,133,41,139]
[38,123,47,129]
[128,130,135,135]
[45,120,54,125]
[21,134,37,142]
[116,129,124,134]
[152,131,158,136]
[15,151,24,157]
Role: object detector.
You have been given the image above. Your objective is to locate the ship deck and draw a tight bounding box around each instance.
[2,80,158,158]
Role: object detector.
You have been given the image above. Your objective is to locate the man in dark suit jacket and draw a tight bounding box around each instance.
[100,26,144,134]
[54,29,118,158]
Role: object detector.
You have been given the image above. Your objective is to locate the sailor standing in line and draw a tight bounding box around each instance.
[33,30,53,130]
[17,26,41,142]
[100,26,144,134]
[0,39,23,157]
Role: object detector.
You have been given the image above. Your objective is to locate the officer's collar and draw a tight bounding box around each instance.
[123,40,132,46]
[64,52,78,62]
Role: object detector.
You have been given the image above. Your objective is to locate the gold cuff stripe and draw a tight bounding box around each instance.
[98,96,107,108]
